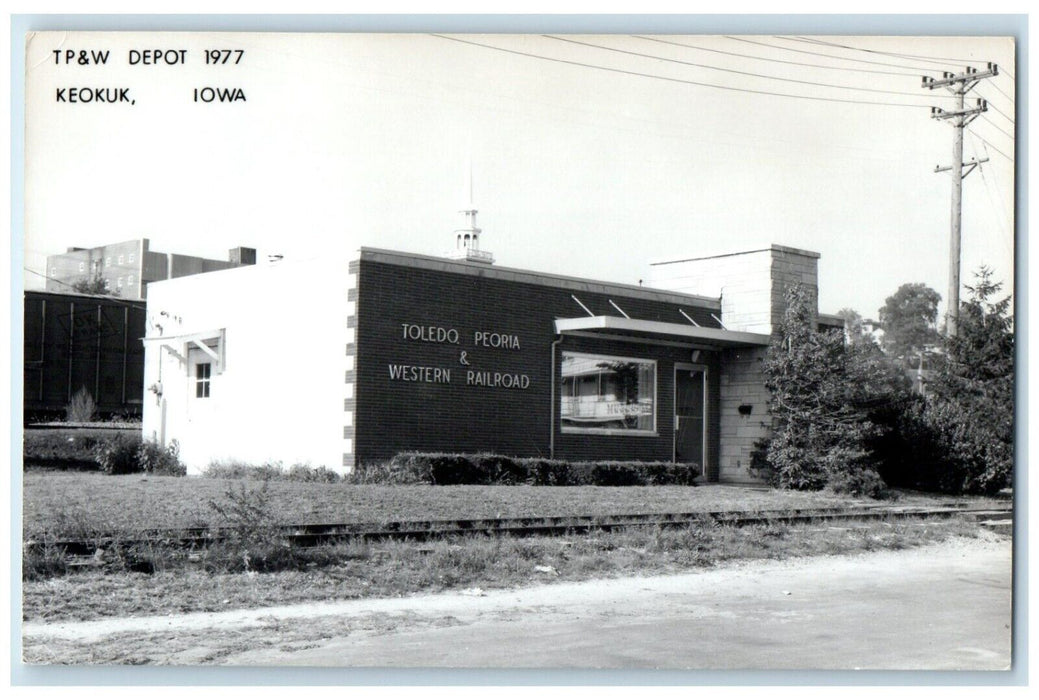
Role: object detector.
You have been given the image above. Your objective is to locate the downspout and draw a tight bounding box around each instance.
[549,334,563,459]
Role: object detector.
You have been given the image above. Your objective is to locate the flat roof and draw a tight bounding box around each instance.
[651,243,820,266]
[554,316,771,348]
[360,247,721,310]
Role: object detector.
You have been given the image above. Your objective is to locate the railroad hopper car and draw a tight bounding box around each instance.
[23,290,146,421]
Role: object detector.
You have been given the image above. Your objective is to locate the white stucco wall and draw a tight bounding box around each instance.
[141,256,350,474]
[646,250,774,334]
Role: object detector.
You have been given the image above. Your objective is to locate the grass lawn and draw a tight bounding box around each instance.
[21,469,995,538]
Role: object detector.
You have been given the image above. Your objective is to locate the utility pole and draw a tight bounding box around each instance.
[923,63,998,337]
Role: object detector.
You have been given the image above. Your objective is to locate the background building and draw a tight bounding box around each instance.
[45,239,256,299]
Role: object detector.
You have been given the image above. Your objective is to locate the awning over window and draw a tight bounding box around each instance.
[554,316,770,348]
[142,328,226,373]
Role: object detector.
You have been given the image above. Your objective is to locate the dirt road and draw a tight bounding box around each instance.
[23,533,1012,669]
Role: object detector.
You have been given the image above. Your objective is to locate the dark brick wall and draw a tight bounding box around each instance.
[353,258,723,474]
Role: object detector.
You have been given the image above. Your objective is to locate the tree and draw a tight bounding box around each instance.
[878,283,941,365]
[71,273,113,296]
[917,267,1014,494]
[836,307,876,346]
[754,285,900,497]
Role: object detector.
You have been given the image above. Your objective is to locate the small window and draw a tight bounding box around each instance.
[117,277,124,289]
[128,253,135,263]
[128,274,135,286]
[118,255,124,265]
[78,262,85,272]
[105,257,111,267]
[195,363,211,398]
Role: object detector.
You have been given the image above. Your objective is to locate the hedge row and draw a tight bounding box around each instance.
[23,430,185,476]
[23,430,109,468]
[347,452,700,486]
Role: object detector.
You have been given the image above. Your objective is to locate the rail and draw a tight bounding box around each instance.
[26,504,1012,557]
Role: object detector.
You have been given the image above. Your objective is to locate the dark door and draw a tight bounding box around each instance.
[674,364,705,469]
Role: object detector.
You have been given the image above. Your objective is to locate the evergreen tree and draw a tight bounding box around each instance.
[755,285,899,496]
[919,267,1014,494]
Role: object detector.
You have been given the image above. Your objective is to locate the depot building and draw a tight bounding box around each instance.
[141,215,839,482]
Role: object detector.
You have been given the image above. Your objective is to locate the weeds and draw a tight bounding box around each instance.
[203,460,341,483]
[65,387,97,423]
[205,480,294,573]
[22,514,990,622]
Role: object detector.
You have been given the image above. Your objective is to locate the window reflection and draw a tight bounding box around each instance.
[560,352,655,432]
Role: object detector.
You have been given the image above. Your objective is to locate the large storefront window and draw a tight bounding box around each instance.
[560,352,656,433]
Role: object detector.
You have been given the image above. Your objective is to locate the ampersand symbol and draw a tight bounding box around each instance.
[459,351,470,366]
[78,50,90,65]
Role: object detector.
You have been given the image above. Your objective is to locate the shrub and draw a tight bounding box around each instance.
[826,465,889,498]
[349,452,700,487]
[286,464,341,483]
[203,460,342,482]
[94,433,143,474]
[136,439,186,476]
[91,435,185,476]
[65,387,96,423]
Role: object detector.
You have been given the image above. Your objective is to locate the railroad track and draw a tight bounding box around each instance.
[27,504,1012,557]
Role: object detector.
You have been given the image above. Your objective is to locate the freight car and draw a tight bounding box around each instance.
[23,290,146,422]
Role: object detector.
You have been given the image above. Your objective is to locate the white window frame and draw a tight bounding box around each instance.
[194,361,212,398]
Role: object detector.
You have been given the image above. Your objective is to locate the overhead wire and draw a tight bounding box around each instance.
[724,35,957,73]
[781,35,989,69]
[631,35,923,77]
[23,267,144,308]
[779,34,1016,85]
[431,34,939,109]
[979,114,1015,142]
[974,135,1012,163]
[966,133,1014,262]
[987,79,1015,104]
[543,34,959,100]
[973,94,1015,125]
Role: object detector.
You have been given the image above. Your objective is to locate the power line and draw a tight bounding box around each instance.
[973,92,1015,125]
[967,133,1014,263]
[432,34,938,109]
[977,135,1012,163]
[22,267,142,307]
[979,114,1015,142]
[783,35,989,69]
[544,35,960,100]
[725,35,951,73]
[987,79,1015,104]
[632,35,923,77]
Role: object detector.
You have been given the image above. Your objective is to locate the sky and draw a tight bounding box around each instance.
[22,30,1016,322]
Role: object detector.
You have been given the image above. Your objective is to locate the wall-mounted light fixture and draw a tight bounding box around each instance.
[738,404,753,416]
